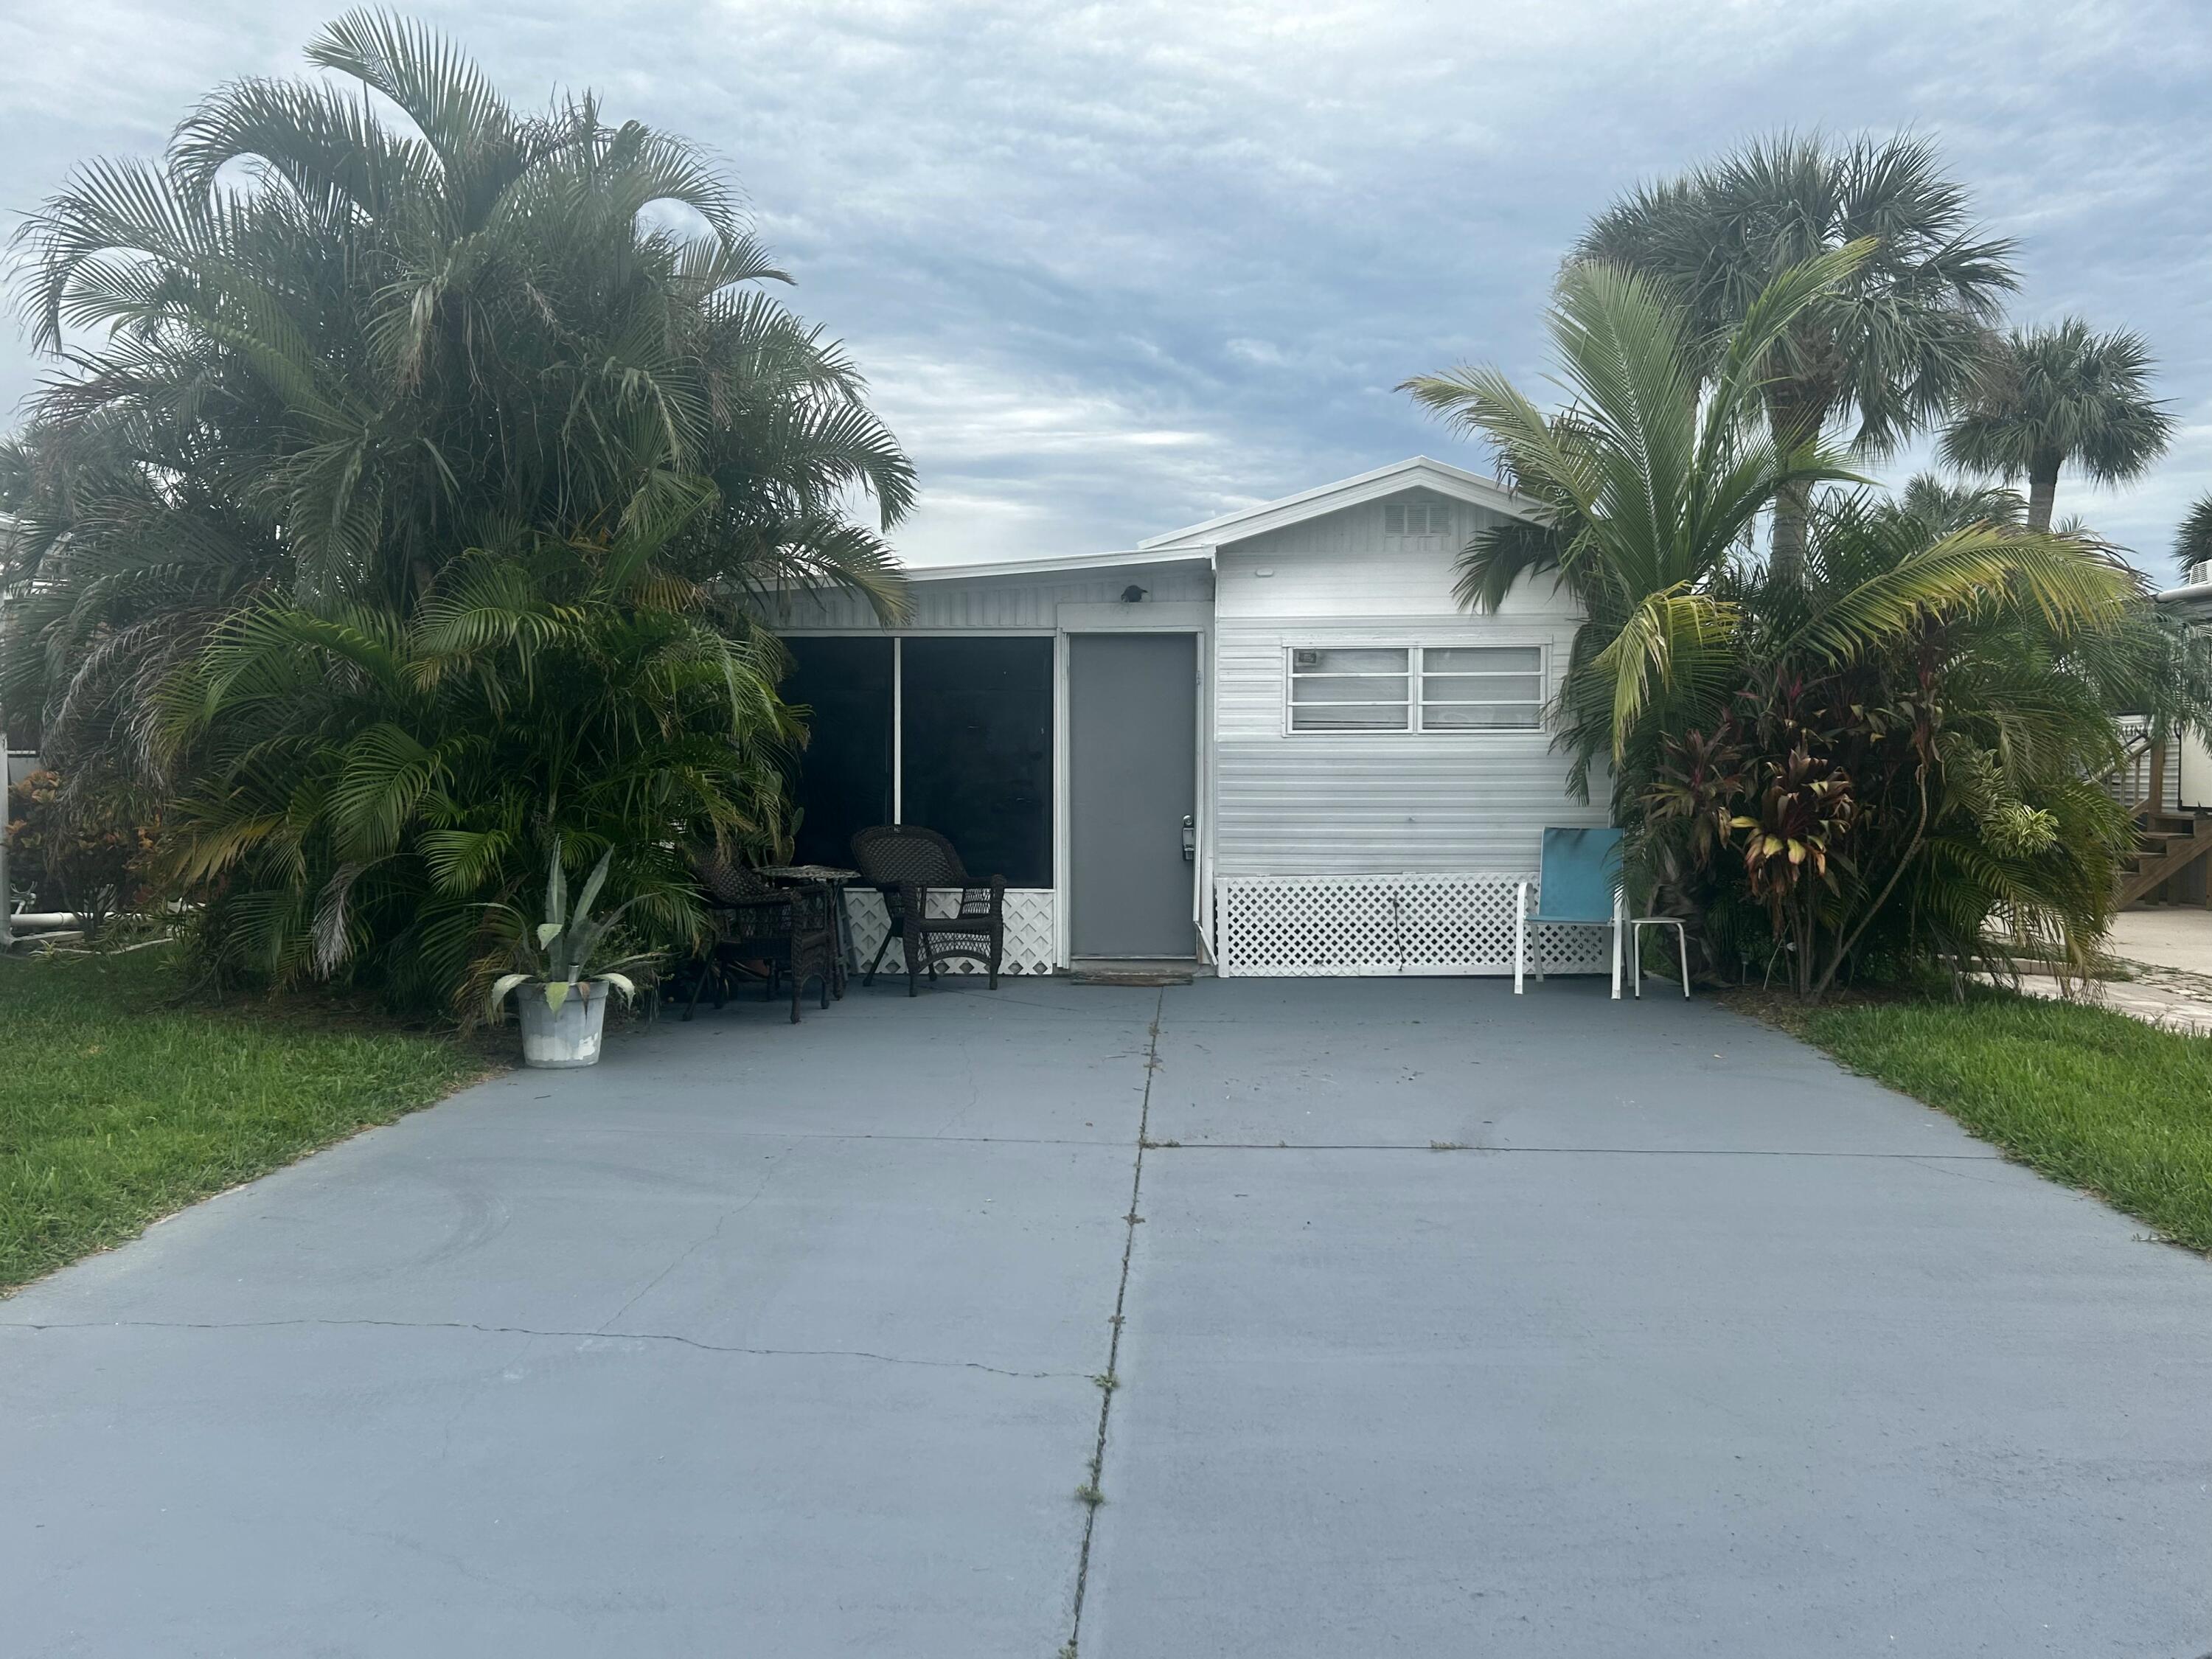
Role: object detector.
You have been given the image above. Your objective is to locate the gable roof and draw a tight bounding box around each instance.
[895,455,1536,585]
[1135,455,1536,552]
[902,545,1210,584]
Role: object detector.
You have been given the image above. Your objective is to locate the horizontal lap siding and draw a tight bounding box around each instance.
[1214,742,1599,874]
[769,567,1214,632]
[1212,495,1603,877]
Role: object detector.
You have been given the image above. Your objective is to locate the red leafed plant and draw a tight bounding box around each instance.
[1733,742,1856,989]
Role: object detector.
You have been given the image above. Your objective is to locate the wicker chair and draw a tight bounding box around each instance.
[849,825,1006,994]
[684,850,838,1024]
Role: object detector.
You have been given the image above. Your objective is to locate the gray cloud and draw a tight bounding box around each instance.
[3,0,2206,568]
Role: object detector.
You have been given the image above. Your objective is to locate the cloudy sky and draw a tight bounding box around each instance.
[2,0,2207,571]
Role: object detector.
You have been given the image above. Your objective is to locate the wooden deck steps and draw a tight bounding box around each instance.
[2119,809,2212,906]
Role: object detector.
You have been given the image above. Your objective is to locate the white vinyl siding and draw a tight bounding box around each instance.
[765,563,1214,631]
[1214,497,1602,877]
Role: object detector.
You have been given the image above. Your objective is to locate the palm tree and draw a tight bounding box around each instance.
[1891,472,2025,535]
[2175,494,2212,580]
[3,10,914,1004]
[1941,319,2174,531]
[1576,133,2017,585]
[1405,254,2146,996]
[155,521,794,1006]
[1404,248,1871,798]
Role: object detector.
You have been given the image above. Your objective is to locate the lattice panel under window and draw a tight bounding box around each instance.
[842,888,1057,976]
[1214,874,1610,978]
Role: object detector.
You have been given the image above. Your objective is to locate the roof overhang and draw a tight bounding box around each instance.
[901,545,1212,583]
[1135,455,1537,552]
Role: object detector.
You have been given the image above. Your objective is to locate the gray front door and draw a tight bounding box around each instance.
[1069,633,1198,959]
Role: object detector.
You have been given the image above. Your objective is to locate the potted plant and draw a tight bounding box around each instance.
[488,840,656,1068]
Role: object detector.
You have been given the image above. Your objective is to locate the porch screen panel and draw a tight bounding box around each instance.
[781,636,894,870]
[900,636,1054,887]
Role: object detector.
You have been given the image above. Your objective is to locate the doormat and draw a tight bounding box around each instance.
[1069,965,1196,987]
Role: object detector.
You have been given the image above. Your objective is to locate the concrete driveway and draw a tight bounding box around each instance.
[4,977,2209,1657]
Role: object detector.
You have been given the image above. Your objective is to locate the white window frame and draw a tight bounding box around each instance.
[1284,643,1546,736]
[1418,644,1545,732]
[1285,645,1413,733]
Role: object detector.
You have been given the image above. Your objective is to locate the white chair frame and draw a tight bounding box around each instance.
[1628,916,1692,999]
[1513,885,1691,1001]
[1514,884,1624,998]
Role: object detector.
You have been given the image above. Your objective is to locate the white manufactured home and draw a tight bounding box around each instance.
[765,456,1609,977]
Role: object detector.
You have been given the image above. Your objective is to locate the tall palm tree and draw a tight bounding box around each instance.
[1405,254,2145,996]
[1941,319,2174,531]
[1405,248,1868,795]
[2175,494,2212,580]
[1576,133,2017,585]
[2,10,915,1004]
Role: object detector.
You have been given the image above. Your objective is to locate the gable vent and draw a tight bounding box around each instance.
[1382,502,1449,537]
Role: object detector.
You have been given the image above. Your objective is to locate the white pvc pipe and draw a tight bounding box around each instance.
[9,911,89,931]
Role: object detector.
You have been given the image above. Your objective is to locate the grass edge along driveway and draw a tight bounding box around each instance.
[10,951,2208,1293]
[1,947,486,1293]
[1767,987,2212,1256]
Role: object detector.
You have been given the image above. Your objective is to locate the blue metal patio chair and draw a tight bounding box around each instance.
[1514,827,1689,999]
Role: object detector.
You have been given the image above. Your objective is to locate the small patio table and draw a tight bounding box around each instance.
[759,864,863,995]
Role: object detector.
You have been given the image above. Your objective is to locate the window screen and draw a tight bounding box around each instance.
[1288,647,1411,731]
[899,636,1054,886]
[1420,646,1543,730]
[780,636,894,869]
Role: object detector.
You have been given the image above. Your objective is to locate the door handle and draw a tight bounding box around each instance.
[1181,815,1196,863]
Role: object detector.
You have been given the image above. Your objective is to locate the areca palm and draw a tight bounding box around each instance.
[1576,133,2017,584]
[3,10,914,1005]
[11,10,909,684]
[1941,319,2174,531]
[157,523,787,1007]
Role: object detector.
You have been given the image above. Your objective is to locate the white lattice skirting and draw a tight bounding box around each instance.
[842,888,1059,976]
[1215,874,1612,978]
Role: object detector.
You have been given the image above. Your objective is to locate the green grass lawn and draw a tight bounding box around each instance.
[1795,990,2212,1254]
[1,946,487,1293]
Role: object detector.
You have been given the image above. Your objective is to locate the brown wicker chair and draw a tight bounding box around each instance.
[684,851,838,1024]
[849,825,1006,994]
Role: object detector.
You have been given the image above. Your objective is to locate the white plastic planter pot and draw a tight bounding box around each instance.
[517,981,610,1068]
